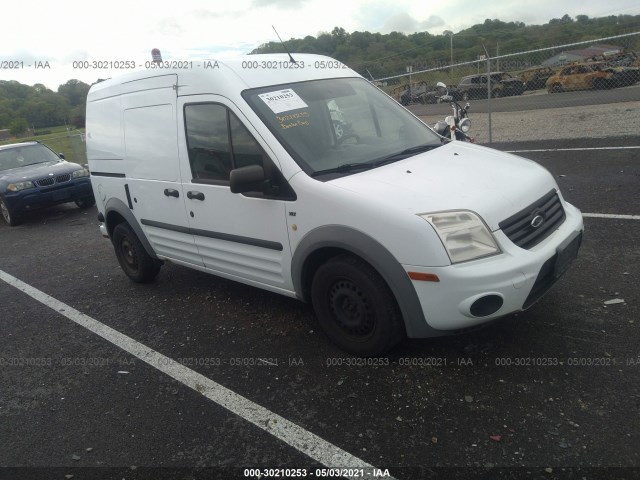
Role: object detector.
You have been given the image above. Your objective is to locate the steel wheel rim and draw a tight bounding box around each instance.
[328,279,375,337]
[120,237,138,271]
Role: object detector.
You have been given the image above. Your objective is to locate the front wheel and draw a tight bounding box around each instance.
[112,223,162,283]
[593,78,610,90]
[0,198,20,226]
[311,254,405,356]
[75,196,96,209]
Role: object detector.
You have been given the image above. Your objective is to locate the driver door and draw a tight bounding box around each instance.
[176,96,296,293]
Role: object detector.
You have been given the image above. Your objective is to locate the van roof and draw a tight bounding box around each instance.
[88,54,361,98]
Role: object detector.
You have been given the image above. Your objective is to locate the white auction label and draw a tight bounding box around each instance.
[258,89,308,114]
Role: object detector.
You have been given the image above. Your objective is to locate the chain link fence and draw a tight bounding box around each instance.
[375,32,640,144]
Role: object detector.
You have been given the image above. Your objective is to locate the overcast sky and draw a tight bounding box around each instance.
[1,0,639,90]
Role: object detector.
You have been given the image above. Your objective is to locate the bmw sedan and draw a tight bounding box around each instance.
[0,142,94,226]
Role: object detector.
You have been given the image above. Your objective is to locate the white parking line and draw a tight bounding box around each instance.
[0,268,394,480]
[505,146,640,153]
[583,213,640,220]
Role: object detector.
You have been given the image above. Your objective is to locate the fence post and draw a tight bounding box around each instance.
[483,45,493,144]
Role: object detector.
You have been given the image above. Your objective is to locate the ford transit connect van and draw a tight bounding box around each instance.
[86,54,583,355]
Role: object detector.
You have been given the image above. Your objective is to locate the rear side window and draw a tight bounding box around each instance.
[184,103,266,182]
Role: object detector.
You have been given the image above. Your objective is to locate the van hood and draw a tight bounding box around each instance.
[329,142,558,231]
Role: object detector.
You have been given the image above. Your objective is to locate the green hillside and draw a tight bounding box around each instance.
[252,14,640,81]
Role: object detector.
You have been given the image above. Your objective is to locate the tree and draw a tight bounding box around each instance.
[57,79,90,107]
[9,118,28,136]
[70,105,86,129]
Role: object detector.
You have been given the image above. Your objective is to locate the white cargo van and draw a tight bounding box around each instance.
[86,54,583,355]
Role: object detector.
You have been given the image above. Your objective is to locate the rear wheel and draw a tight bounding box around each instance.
[112,223,161,283]
[311,254,405,356]
[0,198,20,226]
[550,83,562,93]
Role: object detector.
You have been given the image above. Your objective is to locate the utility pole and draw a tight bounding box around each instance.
[443,30,454,82]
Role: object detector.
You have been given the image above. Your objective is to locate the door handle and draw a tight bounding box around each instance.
[164,188,180,198]
[187,191,205,201]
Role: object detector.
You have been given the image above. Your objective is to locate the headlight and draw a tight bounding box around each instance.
[420,210,500,264]
[72,168,90,178]
[7,181,35,192]
[459,118,471,133]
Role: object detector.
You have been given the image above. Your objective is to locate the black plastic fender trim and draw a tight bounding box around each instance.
[291,225,443,338]
[104,197,160,260]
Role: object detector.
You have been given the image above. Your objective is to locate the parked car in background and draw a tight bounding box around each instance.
[398,82,436,105]
[589,62,640,87]
[0,142,94,226]
[521,66,557,90]
[457,72,525,100]
[546,64,615,93]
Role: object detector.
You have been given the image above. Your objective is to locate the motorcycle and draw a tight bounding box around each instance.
[433,82,473,142]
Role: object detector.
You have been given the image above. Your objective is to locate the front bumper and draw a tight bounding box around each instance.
[405,201,583,333]
[4,178,93,212]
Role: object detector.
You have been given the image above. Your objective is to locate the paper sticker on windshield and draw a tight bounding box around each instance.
[258,89,308,114]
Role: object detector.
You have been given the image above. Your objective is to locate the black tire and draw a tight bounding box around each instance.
[593,78,607,90]
[310,254,405,356]
[0,198,20,226]
[112,223,161,283]
[75,196,96,209]
[549,83,562,94]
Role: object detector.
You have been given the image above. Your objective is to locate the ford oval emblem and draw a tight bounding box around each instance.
[531,214,545,229]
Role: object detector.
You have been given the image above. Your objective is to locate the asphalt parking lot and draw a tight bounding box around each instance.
[1,136,639,480]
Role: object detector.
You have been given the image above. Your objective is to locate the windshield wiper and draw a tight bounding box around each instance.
[311,162,374,177]
[373,143,441,166]
[311,144,441,177]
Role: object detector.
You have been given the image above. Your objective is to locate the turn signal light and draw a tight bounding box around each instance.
[408,272,440,282]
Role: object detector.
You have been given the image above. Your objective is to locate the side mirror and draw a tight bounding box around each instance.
[230,165,265,194]
[58,153,65,159]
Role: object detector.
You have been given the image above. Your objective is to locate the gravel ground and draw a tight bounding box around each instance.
[418,100,640,144]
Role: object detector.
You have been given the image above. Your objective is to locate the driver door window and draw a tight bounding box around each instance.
[184,103,266,182]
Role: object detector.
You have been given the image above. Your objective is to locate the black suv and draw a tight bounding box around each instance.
[457,72,525,100]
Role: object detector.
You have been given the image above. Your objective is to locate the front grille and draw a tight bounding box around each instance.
[499,190,566,250]
[36,177,55,187]
[36,174,72,187]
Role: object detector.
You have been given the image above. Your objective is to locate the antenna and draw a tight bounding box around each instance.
[272,25,297,64]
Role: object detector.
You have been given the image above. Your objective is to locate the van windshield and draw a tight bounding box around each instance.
[242,78,441,178]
